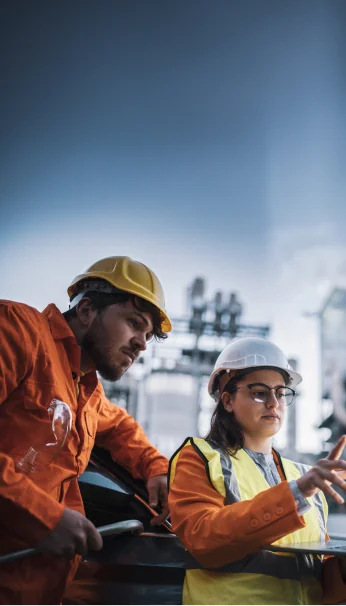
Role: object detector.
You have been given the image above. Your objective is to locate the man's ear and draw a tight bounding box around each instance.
[222,391,233,413]
[75,298,97,328]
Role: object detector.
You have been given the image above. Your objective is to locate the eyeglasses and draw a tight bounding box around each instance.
[229,383,296,407]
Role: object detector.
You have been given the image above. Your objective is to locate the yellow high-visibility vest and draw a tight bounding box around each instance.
[169,438,328,605]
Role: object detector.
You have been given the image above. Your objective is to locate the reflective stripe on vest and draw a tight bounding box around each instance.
[169,438,328,605]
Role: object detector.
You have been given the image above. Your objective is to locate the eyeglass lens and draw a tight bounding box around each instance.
[249,384,295,406]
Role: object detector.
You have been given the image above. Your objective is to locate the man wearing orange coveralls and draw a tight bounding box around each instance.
[0,256,172,605]
[169,337,346,605]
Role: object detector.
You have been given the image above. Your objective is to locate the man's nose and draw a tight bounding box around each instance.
[131,334,147,352]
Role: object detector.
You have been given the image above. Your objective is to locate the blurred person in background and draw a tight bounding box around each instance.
[169,336,346,605]
[0,256,172,605]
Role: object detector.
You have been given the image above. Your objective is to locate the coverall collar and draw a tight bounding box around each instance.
[42,303,75,340]
[42,303,81,376]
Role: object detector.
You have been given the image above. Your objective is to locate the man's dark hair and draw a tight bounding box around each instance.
[205,367,289,456]
[63,291,167,341]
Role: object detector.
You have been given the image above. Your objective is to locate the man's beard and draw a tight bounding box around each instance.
[81,319,125,382]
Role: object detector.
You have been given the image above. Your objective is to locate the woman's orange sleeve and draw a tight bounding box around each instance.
[169,444,305,568]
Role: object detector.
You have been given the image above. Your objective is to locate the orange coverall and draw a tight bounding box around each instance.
[168,444,346,604]
[0,301,168,604]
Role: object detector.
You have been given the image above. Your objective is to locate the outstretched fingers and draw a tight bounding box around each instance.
[313,467,346,503]
[327,435,346,461]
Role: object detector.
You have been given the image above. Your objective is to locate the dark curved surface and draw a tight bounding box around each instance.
[64,447,185,605]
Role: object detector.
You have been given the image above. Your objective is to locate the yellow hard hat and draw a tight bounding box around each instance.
[68,256,172,332]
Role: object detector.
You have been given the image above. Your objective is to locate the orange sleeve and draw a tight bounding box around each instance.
[322,557,346,604]
[0,302,35,404]
[95,390,168,481]
[0,303,65,546]
[168,444,306,569]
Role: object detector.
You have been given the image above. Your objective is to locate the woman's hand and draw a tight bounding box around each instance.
[296,435,346,504]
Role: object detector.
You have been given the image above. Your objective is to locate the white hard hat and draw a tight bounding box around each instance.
[208,336,302,402]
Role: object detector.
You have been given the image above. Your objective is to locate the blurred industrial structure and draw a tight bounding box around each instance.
[102,276,295,457]
[142,278,273,456]
[101,278,321,460]
[315,287,346,515]
[319,288,346,449]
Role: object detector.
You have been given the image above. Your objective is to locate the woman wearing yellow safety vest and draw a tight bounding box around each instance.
[168,337,346,605]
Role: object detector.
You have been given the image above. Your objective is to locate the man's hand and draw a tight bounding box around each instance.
[36,508,103,558]
[297,435,346,504]
[147,474,169,526]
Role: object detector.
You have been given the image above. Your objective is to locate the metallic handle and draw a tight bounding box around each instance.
[97,519,143,537]
[0,548,37,564]
[0,519,144,565]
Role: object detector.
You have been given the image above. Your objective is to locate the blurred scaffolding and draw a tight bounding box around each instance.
[296,287,346,518]
[103,277,273,457]
[318,288,346,449]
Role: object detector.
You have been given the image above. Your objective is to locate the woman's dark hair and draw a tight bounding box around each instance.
[205,367,290,456]
[63,291,167,341]
[205,372,246,456]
